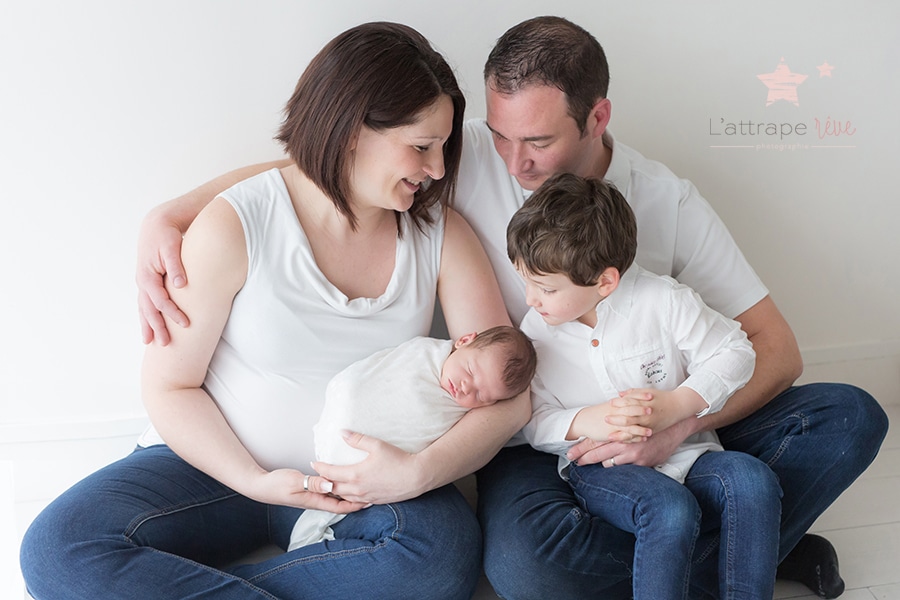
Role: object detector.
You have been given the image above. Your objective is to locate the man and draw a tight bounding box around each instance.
[137,16,887,599]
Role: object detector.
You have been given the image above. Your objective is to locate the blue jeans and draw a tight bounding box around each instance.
[684,451,781,599]
[568,463,700,600]
[20,445,481,600]
[477,383,888,599]
[569,450,781,600]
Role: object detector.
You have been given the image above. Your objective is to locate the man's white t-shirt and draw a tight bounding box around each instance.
[454,119,768,326]
[453,118,768,448]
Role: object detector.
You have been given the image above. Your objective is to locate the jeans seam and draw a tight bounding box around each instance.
[143,546,282,600]
[124,491,242,541]
[720,412,809,469]
[246,503,404,585]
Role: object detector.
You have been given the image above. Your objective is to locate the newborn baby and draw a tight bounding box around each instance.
[289,326,536,550]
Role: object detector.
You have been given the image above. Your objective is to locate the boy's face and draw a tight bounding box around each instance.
[441,335,511,409]
[518,268,605,328]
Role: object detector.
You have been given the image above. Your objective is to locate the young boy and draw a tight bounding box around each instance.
[289,325,537,550]
[507,173,781,600]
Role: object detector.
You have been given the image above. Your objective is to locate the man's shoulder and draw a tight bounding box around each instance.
[606,133,689,200]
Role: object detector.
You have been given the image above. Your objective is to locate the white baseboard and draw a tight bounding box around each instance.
[798,340,900,406]
[800,339,900,366]
[0,415,148,446]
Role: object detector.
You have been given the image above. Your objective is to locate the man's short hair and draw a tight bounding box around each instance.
[484,16,609,134]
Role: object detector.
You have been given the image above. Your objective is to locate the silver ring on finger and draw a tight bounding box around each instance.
[303,474,310,491]
[610,457,616,467]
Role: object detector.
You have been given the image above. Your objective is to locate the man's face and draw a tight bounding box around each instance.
[485,84,597,191]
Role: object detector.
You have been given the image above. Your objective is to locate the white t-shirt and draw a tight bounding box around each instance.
[454,119,768,326]
[289,336,469,550]
[521,265,756,483]
[138,169,445,471]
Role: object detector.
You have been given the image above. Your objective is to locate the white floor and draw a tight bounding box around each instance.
[766,399,900,600]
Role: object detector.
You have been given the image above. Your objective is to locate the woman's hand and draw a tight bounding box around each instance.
[312,432,429,505]
[245,468,369,514]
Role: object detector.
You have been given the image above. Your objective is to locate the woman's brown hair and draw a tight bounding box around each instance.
[276,22,465,232]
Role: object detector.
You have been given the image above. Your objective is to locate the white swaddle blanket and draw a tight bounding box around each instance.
[288,337,468,550]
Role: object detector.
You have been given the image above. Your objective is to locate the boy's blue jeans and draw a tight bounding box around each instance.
[477,383,888,600]
[20,445,482,600]
[569,450,781,600]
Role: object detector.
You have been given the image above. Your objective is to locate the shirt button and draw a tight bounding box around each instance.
[591,339,599,347]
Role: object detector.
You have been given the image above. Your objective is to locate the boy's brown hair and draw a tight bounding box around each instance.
[507,173,637,286]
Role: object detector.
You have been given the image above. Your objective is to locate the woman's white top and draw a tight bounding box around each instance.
[138,168,445,471]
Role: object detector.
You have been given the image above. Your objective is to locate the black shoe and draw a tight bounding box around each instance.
[776,534,845,599]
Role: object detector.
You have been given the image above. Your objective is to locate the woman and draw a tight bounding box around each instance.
[20,22,526,600]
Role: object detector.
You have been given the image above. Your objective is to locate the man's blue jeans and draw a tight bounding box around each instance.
[477,383,888,599]
[20,445,482,600]
[569,450,781,599]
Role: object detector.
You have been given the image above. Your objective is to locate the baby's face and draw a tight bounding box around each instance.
[440,343,511,409]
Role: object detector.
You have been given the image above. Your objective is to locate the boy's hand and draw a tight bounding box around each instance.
[608,388,707,433]
[568,402,651,443]
[567,418,694,468]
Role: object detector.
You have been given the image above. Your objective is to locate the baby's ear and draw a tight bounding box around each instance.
[454,331,478,349]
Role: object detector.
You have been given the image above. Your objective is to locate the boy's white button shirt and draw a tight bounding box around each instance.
[521,265,756,483]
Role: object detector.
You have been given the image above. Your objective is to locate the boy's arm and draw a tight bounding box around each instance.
[529,375,652,452]
[569,287,765,467]
[138,159,291,345]
[691,295,800,430]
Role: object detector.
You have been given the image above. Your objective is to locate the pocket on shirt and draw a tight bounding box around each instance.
[615,347,671,388]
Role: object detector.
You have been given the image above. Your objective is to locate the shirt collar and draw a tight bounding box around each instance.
[602,130,631,197]
[595,264,640,323]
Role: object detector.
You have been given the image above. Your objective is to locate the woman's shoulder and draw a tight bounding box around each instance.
[218,168,288,208]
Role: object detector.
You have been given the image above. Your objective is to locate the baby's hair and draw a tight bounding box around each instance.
[468,326,537,398]
[506,173,637,286]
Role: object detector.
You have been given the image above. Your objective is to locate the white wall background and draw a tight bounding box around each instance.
[1,1,898,596]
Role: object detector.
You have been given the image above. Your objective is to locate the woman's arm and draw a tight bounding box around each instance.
[138,159,292,345]
[141,197,362,512]
[314,209,530,504]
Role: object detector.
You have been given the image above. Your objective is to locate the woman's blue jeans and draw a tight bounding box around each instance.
[568,450,781,600]
[20,445,482,600]
[477,383,889,599]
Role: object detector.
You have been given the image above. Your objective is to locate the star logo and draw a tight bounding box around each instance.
[817,61,835,77]
[758,58,808,107]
